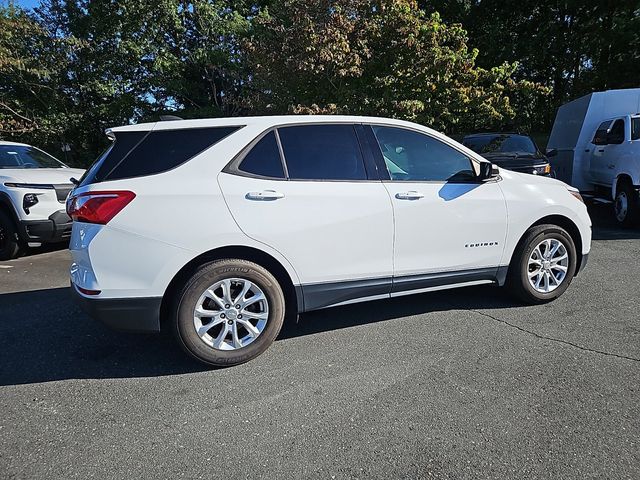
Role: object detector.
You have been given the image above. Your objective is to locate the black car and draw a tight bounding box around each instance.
[462,133,555,176]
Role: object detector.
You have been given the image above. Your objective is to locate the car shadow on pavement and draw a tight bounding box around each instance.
[0,284,520,386]
[280,285,519,340]
[0,287,208,386]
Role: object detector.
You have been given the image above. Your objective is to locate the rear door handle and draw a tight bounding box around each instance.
[395,191,425,200]
[246,190,285,200]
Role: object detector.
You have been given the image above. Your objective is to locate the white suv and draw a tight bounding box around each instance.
[0,141,84,259]
[67,116,592,366]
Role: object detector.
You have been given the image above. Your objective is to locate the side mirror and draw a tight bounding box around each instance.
[478,162,498,181]
[546,148,557,157]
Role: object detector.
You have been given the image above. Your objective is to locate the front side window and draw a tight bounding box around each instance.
[238,131,285,178]
[277,124,367,181]
[592,121,612,145]
[0,145,65,169]
[372,126,475,182]
[632,117,640,141]
[608,119,625,144]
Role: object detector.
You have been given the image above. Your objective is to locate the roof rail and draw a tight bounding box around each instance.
[159,115,184,121]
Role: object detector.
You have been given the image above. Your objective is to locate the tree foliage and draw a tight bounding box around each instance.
[1,0,637,165]
[245,0,546,133]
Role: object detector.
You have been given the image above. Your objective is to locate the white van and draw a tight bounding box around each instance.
[547,88,640,225]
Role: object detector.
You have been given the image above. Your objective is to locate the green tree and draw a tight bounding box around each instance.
[244,0,549,133]
[422,0,640,128]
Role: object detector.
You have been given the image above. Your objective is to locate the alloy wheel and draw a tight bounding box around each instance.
[193,277,269,351]
[527,238,569,293]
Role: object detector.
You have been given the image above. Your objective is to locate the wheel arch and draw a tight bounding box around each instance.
[612,173,635,200]
[159,245,300,332]
[512,215,583,277]
[0,192,20,224]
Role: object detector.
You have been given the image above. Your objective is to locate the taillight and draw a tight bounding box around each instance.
[66,190,136,224]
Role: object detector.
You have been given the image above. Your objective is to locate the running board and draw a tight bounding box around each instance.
[581,193,613,204]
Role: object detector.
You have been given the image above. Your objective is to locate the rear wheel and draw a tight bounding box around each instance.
[614,183,640,227]
[0,210,22,260]
[172,259,285,367]
[507,224,577,304]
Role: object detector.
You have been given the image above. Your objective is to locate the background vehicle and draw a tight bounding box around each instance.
[462,133,553,176]
[0,141,84,260]
[547,88,640,226]
[67,116,591,367]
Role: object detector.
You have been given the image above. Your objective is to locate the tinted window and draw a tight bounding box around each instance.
[608,119,625,144]
[79,131,148,186]
[238,131,285,178]
[463,134,537,155]
[632,118,640,141]
[107,126,240,181]
[278,125,367,180]
[0,145,65,169]
[373,126,474,182]
[592,121,611,145]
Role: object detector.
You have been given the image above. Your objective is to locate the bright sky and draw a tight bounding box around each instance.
[4,0,40,9]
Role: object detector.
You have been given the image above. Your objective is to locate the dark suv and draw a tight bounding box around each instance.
[462,133,553,176]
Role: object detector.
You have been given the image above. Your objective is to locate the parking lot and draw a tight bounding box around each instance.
[0,204,638,479]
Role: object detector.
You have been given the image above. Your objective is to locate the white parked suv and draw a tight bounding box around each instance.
[0,141,84,260]
[68,116,591,366]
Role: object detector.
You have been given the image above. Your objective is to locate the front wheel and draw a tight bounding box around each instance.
[614,183,640,227]
[507,225,577,304]
[172,259,286,367]
[0,210,22,261]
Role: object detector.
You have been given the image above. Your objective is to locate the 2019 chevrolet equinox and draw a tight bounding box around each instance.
[68,116,591,366]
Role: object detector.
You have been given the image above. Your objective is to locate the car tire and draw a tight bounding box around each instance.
[506,224,577,304]
[172,259,286,367]
[614,183,640,227]
[0,210,22,261]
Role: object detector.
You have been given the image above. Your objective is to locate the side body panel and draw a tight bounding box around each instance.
[217,172,394,285]
[497,170,592,266]
[382,180,508,278]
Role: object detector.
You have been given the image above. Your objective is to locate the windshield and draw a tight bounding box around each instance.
[0,145,66,169]
[463,134,538,155]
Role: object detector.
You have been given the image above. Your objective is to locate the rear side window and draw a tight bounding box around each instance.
[278,124,367,180]
[632,118,640,141]
[107,127,240,181]
[238,131,285,178]
[80,126,240,185]
[80,131,147,186]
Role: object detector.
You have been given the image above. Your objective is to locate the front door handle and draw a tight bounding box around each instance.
[246,190,285,201]
[597,149,605,153]
[395,191,425,200]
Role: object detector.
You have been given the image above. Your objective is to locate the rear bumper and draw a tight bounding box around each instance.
[71,283,162,332]
[19,210,73,243]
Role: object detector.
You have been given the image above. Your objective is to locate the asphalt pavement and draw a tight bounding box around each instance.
[1,205,638,479]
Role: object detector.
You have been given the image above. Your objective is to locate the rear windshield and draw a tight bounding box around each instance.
[80,126,241,186]
[463,134,538,155]
[0,145,65,169]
